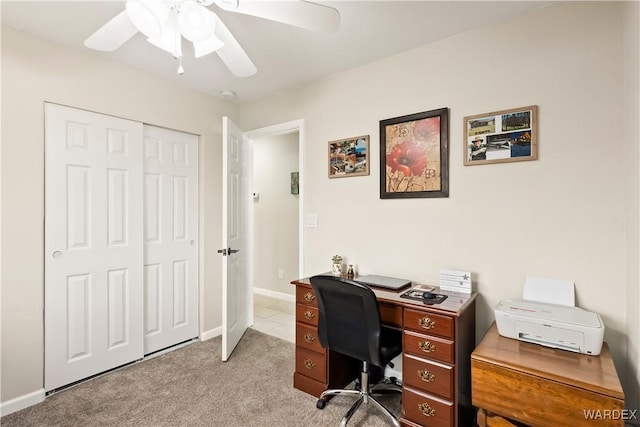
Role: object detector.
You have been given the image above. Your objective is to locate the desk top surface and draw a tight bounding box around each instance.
[472,323,624,400]
[292,275,477,316]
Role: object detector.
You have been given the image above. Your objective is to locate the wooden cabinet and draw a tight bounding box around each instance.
[400,304,476,427]
[292,277,476,426]
[472,323,625,427]
[293,282,359,398]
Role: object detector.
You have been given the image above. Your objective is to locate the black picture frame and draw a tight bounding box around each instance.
[380,108,449,199]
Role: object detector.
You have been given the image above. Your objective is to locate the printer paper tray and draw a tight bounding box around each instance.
[515,320,582,353]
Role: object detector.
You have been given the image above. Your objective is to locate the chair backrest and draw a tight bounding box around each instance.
[309,274,384,367]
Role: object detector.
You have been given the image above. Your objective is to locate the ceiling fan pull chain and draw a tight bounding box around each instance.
[173,11,184,76]
[178,56,185,75]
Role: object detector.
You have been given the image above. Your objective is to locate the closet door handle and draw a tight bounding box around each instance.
[52,251,63,259]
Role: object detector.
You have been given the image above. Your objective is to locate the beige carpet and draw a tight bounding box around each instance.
[1,329,401,427]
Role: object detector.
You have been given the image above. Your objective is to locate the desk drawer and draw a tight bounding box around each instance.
[403,354,453,400]
[296,347,326,383]
[403,386,453,427]
[296,286,317,307]
[296,304,318,326]
[296,322,324,353]
[404,331,454,364]
[404,309,453,339]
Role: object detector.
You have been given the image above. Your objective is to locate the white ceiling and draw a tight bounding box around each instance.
[1,1,551,104]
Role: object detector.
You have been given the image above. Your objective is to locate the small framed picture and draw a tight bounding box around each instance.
[464,105,538,166]
[290,172,299,194]
[328,135,369,178]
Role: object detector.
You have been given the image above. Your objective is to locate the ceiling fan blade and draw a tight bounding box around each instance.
[84,10,139,51]
[214,18,257,77]
[218,0,340,33]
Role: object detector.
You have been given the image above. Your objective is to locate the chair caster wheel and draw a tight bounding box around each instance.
[316,399,327,409]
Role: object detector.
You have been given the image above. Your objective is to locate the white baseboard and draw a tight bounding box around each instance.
[253,287,295,302]
[200,326,222,341]
[0,388,45,416]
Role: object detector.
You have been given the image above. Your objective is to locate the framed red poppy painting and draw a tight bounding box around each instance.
[380,108,449,199]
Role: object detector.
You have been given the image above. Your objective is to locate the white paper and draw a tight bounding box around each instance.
[522,276,575,307]
[440,269,472,294]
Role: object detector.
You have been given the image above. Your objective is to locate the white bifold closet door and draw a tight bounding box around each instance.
[142,125,198,355]
[44,103,144,391]
[45,105,199,391]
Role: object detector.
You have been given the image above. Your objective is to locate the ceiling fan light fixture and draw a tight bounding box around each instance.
[213,0,239,12]
[178,2,217,42]
[147,14,182,58]
[126,0,170,39]
[193,33,224,58]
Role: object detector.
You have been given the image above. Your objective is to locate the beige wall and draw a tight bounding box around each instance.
[2,0,639,413]
[623,0,640,411]
[253,133,299,295]
[1,27,233,402]
[239,2,639,406]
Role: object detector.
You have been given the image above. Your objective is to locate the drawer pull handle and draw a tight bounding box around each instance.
[418,402,436,417]
[304,292,315,302]
[417,369,435,382]
[418,316,436,330]
[304,333,315,343]
[418,341,436,353]
[304,359,315,369]
[304,310,315,320]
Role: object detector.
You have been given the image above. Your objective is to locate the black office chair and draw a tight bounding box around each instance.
[309,274,402,427]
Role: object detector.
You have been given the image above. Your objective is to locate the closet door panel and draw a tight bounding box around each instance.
[45,103,144,391]
[143,125,199,354]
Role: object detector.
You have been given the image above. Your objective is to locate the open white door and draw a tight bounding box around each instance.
[221,117,253,361]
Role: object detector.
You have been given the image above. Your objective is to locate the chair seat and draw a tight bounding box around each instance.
[379,326,402,367]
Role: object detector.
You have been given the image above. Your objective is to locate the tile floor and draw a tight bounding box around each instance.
[251,294,295,343]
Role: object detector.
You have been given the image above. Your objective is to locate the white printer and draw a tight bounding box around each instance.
[494,277,605,356]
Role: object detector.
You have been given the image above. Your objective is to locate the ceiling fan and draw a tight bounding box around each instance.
[84,0,340,77]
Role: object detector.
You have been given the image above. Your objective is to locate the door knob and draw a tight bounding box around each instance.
[189,240,195,246]
[52,251,63,259]
[217,248,239,256]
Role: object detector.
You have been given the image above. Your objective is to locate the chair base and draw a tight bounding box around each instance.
[317,362,401,427]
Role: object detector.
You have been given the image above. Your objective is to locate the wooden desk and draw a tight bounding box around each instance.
[292,277,477,427]
[471,323,624,427]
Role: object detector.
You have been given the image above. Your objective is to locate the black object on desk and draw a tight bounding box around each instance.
[400,288,448,304]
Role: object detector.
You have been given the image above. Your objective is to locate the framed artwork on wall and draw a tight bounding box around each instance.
[463,105,538,166]
[290,172,299,194]
[328,135,370,178]
[380,108,449,199]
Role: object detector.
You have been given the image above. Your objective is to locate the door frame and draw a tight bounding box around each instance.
[246,119,305,279]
